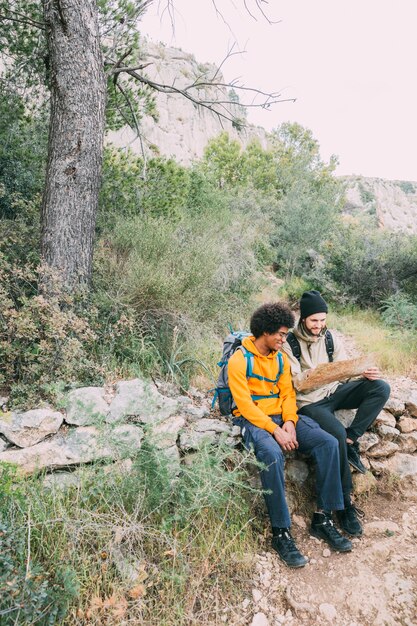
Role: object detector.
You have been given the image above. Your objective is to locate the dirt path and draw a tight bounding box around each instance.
[238,489,417,626]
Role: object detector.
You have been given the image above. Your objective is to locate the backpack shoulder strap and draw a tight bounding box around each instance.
[276,351,284,376]
[286,332,301,363]
[324,330,334,362]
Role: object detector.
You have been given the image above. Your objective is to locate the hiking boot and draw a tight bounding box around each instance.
[347,441,367,474]
[310,512,352,552]
[337,505,363,537]
[271,529,308,568]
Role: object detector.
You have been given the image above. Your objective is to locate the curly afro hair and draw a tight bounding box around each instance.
[250,302,295,338]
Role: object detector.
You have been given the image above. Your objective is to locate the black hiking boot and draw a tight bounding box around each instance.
[271,529,308,568]
[347,441,367,474]
[337,504,364,537]
[310,512,352,552]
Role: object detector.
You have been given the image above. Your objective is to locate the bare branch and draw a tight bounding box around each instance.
[0,11,46,30]
[116,64,293,126]
[111,63,152,75]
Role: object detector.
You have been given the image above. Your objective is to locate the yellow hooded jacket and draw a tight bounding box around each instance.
[228,336,299,433]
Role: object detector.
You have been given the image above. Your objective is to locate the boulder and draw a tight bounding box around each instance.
[150,415,186,449]
[181,404,210,420]
[375,424,400,440]
[0,408,63,448]
[178,429,219,451]
[65,387,109,426]
[366,441,400,458]
[397,432,417,453]
[335,408,356,428]
[0,437,9,452]
[397,417,417,433]
[383,453,417,481]
[0,424,143,474]
[285,459,309,484]
[405,391,417,417]
[375,409,397,428]
[384,397,405,418]
[358,432,379,452]
[193,418,231,434]
[106,378,178,424]
[352,470,377,495]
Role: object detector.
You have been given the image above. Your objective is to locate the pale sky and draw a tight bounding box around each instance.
[141,0,417,182]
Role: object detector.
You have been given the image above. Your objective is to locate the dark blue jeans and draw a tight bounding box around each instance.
[233,414,344,528]
[301,379,391,498]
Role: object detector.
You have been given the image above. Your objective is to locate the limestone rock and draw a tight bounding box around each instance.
[319,603,337,621]
[0,408,63,448]
[0,437,9,452]
[0,424,143,474]
[182,404,210,420]
[397,417,417,433]
[365,520,400,535]
[107,40,269,167]
[65,387,109,426]
[383,453,417,479]
[405,391,417,417]
[375,424,400,440]
[178,428,219,450]
[335,409,356,428]
[107,378,178,424]
[286,459,309,484]
[358,432,379,452]
[343,176,417,235]
[397,431,417,453]
[366,441,400,458]
[193,418,231,433]
[352,470,377,495]
[250,612,269,626]
[150,415,186,448]
[375,409,397,428]
[384,397,405,417]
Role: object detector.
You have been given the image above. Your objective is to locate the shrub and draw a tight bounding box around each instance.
[380,293,417,330]
[0,260,101,407]
[1,443,260,625]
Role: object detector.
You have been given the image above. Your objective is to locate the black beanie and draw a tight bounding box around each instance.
[299,290,328,319]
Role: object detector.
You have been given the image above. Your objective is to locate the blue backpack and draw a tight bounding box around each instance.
[212,330,284,416]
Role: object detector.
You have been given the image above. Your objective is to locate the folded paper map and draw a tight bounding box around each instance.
[297,356,375,392]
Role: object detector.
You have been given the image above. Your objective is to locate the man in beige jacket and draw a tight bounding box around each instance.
[283,290,390,537]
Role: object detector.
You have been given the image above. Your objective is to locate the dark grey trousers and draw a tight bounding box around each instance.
[301,379,390,497]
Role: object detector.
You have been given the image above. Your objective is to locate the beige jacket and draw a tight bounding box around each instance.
[282,321,347,408]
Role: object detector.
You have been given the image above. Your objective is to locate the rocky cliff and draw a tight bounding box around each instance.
[107,39,269,164]
[342,176,417,234]
[108,40,417,235]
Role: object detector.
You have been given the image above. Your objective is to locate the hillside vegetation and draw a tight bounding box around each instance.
[1,87,417,624]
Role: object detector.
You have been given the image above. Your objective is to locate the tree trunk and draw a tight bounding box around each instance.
[41,0,106,291]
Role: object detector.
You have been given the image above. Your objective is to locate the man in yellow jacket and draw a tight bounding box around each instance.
[228,302,351,568]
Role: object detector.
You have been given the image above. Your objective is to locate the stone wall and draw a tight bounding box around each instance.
[1,376,416,496]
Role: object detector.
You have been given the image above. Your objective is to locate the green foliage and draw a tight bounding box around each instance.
[0,1,46,94]
[358,181,375,204]
[202,132,245,188]
[397,181,416,195]
[0,260,101,406]
[0,443,260,624]
[0,466,76,625]
[316,224,417,306]
[1,0,157,131]
[381,293,417,330]
[0,89,47,220]
[99,148,191,228]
